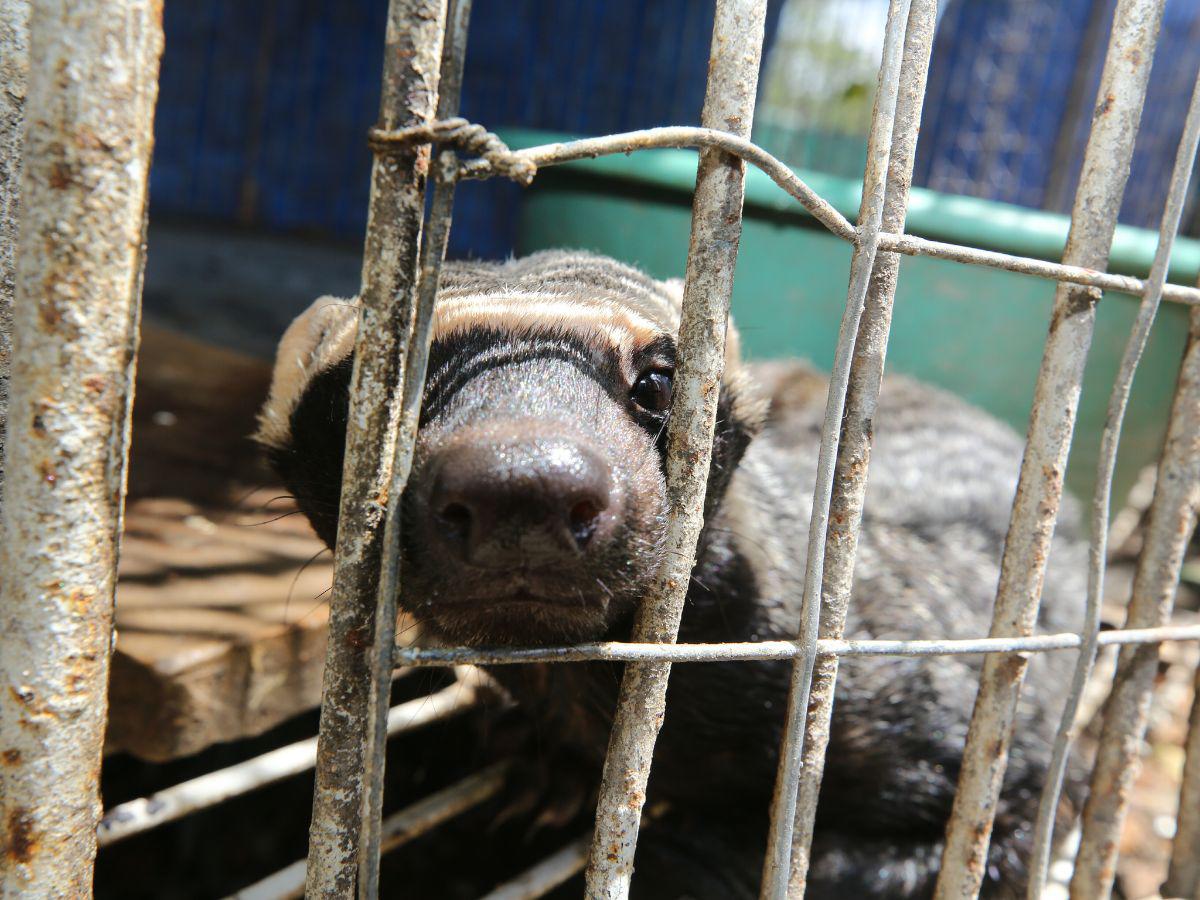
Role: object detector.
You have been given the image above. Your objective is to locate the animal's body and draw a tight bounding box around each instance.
[258,251,1084,898]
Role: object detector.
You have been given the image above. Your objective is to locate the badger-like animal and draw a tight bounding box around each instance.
[257,251,1084,898]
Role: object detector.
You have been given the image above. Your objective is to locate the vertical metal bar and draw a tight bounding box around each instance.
[933,2,1164,896]
[1070,302,1200,898]
[1166,648,1200,899]
[0,0,25,505]
[1028,68,1200,900]
[759,1,914,896]
[358,0,470,894]
[583,2,767,896]
[0,0,162,893]
[775,3,937,896]
[304,0,447,895]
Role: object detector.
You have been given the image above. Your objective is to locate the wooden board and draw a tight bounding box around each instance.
[105,325,336,761]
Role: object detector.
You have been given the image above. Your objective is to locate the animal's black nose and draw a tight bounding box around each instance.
[426,436,617,567]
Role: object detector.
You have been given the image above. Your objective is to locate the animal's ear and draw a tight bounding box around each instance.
[255,296,360,451]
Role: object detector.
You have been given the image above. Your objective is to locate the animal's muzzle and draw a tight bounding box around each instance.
[423,431,620,570]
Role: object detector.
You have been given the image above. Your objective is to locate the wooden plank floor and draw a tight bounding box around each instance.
[106,325,336,761]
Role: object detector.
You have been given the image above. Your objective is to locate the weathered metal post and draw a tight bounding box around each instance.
[934,1,1164,896]
[584,1,767,896]
[0,0,25,499]
[1166,640,1200,899]
[770,2,937,895]
[304,0,447,895]
[359,0,471,893]
[0,0,163,893]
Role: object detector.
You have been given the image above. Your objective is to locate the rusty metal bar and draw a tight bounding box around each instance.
[97,682,476,847]
[1070,306,1200,897]
[934,2,1165,896]
[231,764,509,900]
[0,0,162,893]
[583,2,767,896]
[359,2,470,892]
[0,0,26,503]
[391,624,1200,667]
[761,1,914,896]
[303,0,447,895]
[478,835,590,900]
[782,4,937,894]
[1028,68,1200,900]
[1166,655,1200,898]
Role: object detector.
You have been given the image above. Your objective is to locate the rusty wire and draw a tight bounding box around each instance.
[0,0,162,893]
[778,4,937,893]
[762,2,916,894]
[1026,62,1200,900]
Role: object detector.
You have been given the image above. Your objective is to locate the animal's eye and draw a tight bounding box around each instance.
[631,369,673,413]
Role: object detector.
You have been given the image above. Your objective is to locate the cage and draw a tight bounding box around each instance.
[0,1,1199,899]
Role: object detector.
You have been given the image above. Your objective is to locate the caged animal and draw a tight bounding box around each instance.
[257,251,1086,898]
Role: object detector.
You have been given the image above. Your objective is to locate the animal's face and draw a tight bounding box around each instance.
[257,253,763,646]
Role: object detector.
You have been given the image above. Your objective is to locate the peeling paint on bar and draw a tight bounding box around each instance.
[583,2,768,897]
[303,0,448,896]
[760,2,914,897]
[934,2,1166,896]
[0,0,162,894]
[780,3,937,895]
[1028,68,1200,900]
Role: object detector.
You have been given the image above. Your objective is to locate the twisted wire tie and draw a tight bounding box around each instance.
[368,117,537,186]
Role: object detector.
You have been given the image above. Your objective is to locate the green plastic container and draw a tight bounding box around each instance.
[502,128,1196,506]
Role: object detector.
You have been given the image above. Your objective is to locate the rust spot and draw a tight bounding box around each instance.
[82,374,107,395]
[38,459,58,486]
[1095,93,1115,117]
[30,414,45,436]
[47,161,74,190]
[344,625,371,651]
[9,686,34,708]
[39,298,62,328]
[4,808,37,863]
[1,749,20,766]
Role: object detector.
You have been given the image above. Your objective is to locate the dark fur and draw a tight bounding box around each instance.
[262,252,1085,898]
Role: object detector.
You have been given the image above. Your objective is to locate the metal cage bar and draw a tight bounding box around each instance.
[774,2,937,895]
[583,2,768,896]
[1028,65,1200,900]
[761,1,914,894]
[1167,641,1200,899]
[1070,301,1200,894]
[360,2,472,892]
[934,1,1165,895]
[0,0,162,893]
[303,0,447,894]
